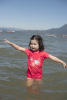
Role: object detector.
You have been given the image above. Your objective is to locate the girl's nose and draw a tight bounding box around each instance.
[32,45,35,48]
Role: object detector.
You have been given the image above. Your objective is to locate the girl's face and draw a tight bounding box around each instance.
[30,39,39,51]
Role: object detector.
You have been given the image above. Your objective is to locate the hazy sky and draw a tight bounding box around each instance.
[0,0,67,30]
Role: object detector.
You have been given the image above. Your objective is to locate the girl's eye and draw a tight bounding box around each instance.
[30,43,33,45]
[30,43,36,45]
[33,43,36,45]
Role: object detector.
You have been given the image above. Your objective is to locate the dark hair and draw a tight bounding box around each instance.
[29,35,44,51]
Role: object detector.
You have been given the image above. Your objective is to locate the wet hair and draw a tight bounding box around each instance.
[29,35,44,51]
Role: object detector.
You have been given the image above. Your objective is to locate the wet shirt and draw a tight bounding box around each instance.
[25,48,49,79]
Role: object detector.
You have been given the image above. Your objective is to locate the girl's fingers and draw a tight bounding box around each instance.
[4,39,7,42]
[63,63,67,69]
[4,39,10,43]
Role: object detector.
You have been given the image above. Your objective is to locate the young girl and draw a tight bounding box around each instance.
[4,35,67,87]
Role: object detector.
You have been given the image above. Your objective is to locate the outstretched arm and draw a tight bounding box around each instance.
[48,54,67,69]
[4,39,25,52]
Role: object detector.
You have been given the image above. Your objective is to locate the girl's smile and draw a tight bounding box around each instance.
[30,39,39,51]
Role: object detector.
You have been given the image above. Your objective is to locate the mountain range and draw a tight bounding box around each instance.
[0,24,67,35]
[44,24,67,35]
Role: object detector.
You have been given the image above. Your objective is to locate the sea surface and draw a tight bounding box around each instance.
[0,31,67,100]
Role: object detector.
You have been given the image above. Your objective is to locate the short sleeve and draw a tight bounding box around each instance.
[43,51,49,59]
[24,48,31,56]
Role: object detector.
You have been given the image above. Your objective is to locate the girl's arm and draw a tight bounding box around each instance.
[4,39,25,52]
[48,54,67,68]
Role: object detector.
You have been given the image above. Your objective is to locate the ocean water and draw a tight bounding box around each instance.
[0,31,67,100]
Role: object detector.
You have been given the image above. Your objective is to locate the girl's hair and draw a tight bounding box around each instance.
[29,35,44,51]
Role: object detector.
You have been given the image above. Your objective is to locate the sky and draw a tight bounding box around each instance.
[0,0,67,30]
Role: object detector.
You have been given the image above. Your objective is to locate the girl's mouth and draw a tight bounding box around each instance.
[30,48,35,51]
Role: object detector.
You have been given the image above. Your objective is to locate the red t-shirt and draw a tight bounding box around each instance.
[25,48,49,79]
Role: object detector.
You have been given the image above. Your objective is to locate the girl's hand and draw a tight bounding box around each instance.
[62,62,67,69]
[4,39,11,44]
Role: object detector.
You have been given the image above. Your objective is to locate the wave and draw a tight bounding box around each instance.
[42,89,67,93]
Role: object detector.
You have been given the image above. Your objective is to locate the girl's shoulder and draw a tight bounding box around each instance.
[25,48,32,52]
[40,50,48,54]
[40,50,49,58]
[25,48,32,55]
